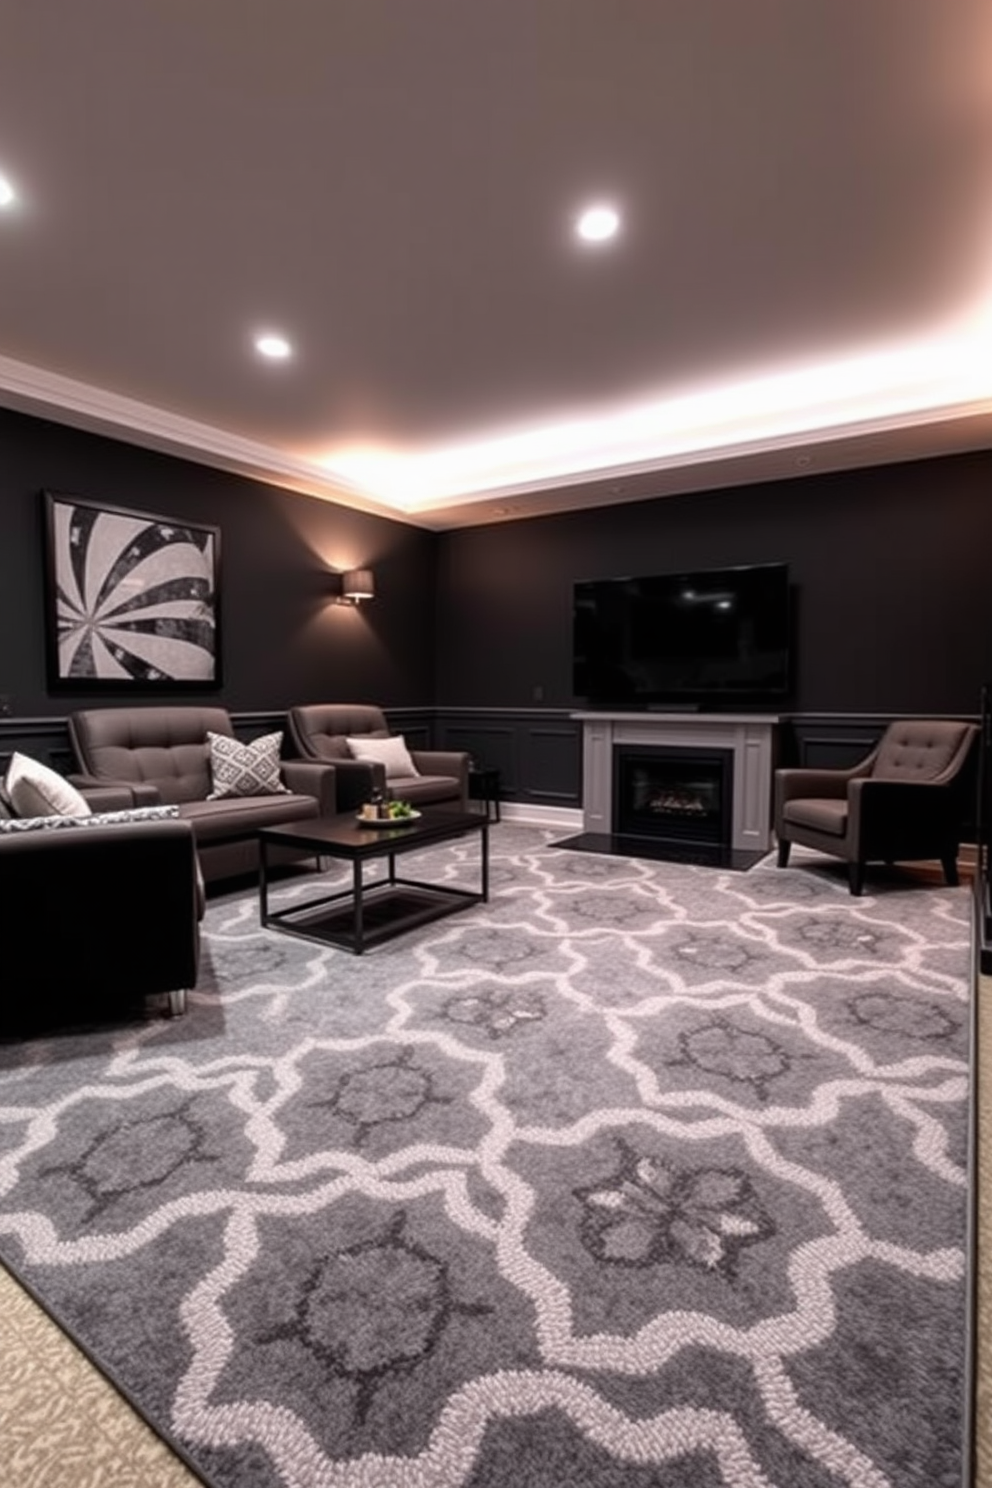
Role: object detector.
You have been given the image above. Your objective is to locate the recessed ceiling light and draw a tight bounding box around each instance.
[576,203,620,243]
[254,332,292,360]
[0,174,16,208]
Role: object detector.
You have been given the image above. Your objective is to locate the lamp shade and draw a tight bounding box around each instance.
[342,568,375,601]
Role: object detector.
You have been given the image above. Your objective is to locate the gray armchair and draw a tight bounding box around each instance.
[775,718,978,895]
[287,704,469,813]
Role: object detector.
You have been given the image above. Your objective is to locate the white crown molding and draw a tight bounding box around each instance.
[0,353,432,526]
[1,349,990,531]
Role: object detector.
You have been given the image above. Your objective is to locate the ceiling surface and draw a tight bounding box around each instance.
[1,0,991,528]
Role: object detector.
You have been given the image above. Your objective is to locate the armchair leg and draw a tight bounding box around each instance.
[940,852,960,888]
[848,862,865,896]
[777,839,791,868]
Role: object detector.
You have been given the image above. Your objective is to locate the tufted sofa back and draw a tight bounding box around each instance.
[69,706,236,804]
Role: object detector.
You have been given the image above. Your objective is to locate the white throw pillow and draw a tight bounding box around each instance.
[345,734,420,779]
[5,752,92,818]
[206,731,290,799]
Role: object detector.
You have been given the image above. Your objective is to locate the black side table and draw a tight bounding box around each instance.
[468,766,502,822]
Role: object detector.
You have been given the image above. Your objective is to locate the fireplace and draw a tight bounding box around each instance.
[613,745,734,848]
[572,711,778,865]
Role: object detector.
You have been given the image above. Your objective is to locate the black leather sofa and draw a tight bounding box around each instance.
[0,811,202,1033]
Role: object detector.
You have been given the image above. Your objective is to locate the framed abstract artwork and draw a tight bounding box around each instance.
[43,492,222,688]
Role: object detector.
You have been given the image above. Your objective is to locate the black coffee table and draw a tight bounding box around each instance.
[258,808,489,954]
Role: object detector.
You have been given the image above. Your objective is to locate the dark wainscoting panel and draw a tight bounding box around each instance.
[782,718,887,772]
[438,721,518,787]
[0,718,76,779]
[383,710,434,755]
[433,710,582,806]
[520,723,583,802]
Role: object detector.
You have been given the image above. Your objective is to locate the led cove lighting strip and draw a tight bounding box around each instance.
[319,313,992,510]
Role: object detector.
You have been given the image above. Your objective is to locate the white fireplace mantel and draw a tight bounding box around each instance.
[573,711,780,853]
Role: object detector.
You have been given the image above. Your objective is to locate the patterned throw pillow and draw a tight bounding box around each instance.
[0,805,181,834]
[345,734,420,779]
[206,731,290,799]
[5,752,92,818]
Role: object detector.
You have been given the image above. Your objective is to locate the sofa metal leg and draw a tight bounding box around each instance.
[776,839,791,868]
[167,988,188,1018]
[848,863,865,896]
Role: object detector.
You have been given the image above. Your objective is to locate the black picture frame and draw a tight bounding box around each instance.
[42,491,222,689]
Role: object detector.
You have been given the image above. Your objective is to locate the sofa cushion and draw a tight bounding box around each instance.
[178,792,318,842]
[0,804,181,834]
[386,773,463,806]
[346,734,420,779]
[207,731,290,799]
[5,752,93,819]
[782,797,848,836]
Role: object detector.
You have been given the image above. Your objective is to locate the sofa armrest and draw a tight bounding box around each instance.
[411,750,470,781]
[69,773,163,807]
[76,783,148,812]
[327,758,385,812]
[279,759,337,815]
[411,749,470,806]
[847,777,956,846]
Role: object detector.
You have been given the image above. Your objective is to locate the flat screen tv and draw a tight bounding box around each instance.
[573,562,791,707]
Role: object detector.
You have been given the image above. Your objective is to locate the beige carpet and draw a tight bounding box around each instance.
[0,1262,201,1487]
[0,860,986,1488]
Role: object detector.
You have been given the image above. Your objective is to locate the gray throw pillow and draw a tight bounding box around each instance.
[206,731,290,799]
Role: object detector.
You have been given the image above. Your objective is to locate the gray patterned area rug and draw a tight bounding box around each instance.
[0,827,972,1488]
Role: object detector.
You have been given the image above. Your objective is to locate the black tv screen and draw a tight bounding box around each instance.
[573,562,791,706]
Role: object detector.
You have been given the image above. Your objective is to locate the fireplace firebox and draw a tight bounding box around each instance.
[613,745,734,848]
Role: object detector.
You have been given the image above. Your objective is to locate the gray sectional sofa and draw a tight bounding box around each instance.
[68,705,337,883]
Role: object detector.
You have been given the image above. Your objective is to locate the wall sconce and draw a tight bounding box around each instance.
[330,568,376,605]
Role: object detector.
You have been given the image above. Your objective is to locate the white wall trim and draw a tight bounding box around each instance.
[499,802,584,831]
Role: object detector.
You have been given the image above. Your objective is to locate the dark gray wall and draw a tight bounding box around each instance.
[4,403,990,729]
[0,408,436,717]
[434,450,992,715]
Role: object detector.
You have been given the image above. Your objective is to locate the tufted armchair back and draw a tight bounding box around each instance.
[869,719,977,783]
[287,703,389,762]
[287,702,470,811]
